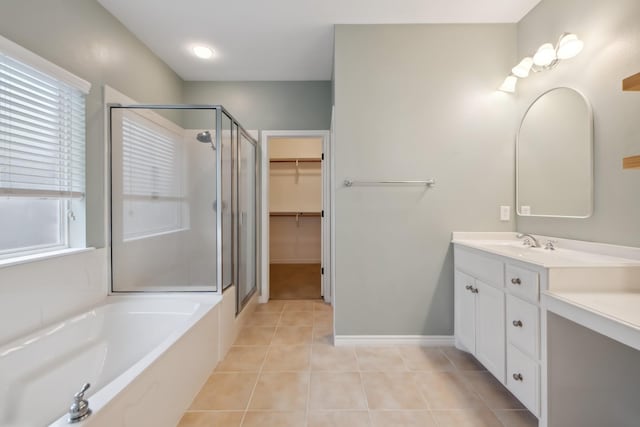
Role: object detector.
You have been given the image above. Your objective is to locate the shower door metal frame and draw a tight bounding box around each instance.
[108,104,259,306]
[235,127,259,313]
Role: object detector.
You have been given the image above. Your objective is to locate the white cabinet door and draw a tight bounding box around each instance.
[475,280,506,383]
[455,270,476,353]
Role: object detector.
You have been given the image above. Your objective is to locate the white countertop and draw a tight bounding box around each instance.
[543,291,640,352]
[452,232,640,268]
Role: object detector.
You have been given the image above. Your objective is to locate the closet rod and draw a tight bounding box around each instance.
[270,157,321,163]
[270,212,321,216]
[343,179,435,187]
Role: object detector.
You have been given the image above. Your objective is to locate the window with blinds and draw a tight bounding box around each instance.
[121,111,186,240]
[0,35,89,259]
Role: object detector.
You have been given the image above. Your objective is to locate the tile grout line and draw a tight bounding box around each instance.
[237,309,273,427]
[408,349,434,414]
[451,365,511,427]
[353,347,374,426]
[427,349,448,427]
[447,346,529,426]
[439,347,462,371]
[305,342,313,426]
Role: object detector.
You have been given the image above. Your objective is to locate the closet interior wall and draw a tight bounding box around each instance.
[269,137,322,300]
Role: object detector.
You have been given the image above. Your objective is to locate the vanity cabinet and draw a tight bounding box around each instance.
[454,245,543,418]
[454,252,506,383]
[453,232,640,427]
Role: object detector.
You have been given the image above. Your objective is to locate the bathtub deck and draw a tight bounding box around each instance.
[178,299,536,427]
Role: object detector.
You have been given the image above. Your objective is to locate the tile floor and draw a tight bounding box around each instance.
[178,299,537,427]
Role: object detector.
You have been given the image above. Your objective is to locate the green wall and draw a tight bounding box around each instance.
[183,81,332,130]
[333,24,517,336]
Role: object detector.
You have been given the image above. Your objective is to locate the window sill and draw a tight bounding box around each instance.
[0,247,96,269]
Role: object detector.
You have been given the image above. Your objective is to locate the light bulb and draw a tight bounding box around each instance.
[192,45,214,59]
[533,43,556,67]
[499,75,518,93]
[557,33,584,59]
[512,57,534,78]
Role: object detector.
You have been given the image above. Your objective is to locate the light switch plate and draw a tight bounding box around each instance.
[500,205,510,221]
[521,205,531,216]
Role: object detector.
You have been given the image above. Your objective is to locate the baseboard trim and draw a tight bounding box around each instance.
[334,335,455,347]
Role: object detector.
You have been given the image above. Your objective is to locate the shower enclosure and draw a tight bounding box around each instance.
[109,105,258,313]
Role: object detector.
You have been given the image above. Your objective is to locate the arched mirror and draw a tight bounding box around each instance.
[517,87,593,218]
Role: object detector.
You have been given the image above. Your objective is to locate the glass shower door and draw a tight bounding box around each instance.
[237,130,257,311]
[110,106,218,292]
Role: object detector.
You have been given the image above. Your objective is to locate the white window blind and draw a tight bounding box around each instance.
[122,113,182,199]
[0,53,86,199]
[121,111,185,240]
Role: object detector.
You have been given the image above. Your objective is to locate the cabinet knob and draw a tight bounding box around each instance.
[465,285,473,291]
[511,278,522,285]
[471,287,479,294]
[513,373,523,381]
[512,320,523,327]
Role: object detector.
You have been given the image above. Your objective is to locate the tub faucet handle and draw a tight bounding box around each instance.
[75,383,90,399]
[68,383,92,423]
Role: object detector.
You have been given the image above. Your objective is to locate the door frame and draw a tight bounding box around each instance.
[259,130,332,304]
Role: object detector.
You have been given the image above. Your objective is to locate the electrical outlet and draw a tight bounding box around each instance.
[500,205,510,221]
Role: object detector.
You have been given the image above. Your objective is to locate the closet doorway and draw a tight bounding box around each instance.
[260,131,331,304]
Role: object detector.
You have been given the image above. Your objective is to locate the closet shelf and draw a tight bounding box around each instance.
[270,157,321,163]
[622,72,640,91]
[270,211,321,217]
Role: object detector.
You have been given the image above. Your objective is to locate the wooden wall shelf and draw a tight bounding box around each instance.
[270,157,321,163]
[623,72,640,91]
[623,155,640,169]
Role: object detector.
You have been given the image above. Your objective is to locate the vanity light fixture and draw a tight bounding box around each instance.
[532,43,557,67]
[512,57,534,78]
[499,75,518,93]
[557,33,584,59]
[499,33,584,93]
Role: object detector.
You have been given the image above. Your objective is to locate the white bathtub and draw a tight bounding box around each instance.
[0,294,221,427]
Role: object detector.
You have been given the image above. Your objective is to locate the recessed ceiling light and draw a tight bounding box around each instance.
[192,45,214,59]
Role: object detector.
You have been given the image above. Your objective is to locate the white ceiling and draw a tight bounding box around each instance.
[97,0,541,81]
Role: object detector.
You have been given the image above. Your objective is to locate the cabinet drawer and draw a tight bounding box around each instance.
[506,295,539,358]
[507,344,539,416]
[455,247,504,288]
[505,264,539,302]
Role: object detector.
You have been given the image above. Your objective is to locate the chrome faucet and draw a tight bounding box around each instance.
[516,233,541,248]
[68,383,92,424]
